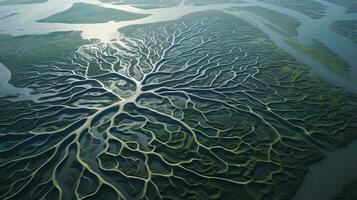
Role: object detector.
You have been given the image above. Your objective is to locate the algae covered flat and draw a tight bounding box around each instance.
[287,39,351,78]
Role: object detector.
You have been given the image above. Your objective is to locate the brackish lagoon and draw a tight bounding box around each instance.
[0,0,356,200]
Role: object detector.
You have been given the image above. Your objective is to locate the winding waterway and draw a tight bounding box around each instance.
[1,0,357,199]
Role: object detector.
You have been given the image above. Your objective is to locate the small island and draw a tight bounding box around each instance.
[229,6,301,36]
[38,3,150,24]
[330,20,357,44]
[287,39,351,78]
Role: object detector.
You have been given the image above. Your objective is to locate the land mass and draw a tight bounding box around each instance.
[38,3,150,24]
[326,0,357,13]
[330,20,357,44]
[259,0,326,19]
[229,6,301,36]
[1,10,357,200]
[287,39,350,78]
[0,31,92,83]
[99,0,181,9]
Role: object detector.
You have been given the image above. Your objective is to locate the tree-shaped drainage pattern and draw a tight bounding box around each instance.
[0,11,357,200]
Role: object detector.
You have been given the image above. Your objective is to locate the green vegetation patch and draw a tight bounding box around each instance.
[131,5,165,10]
[0,0,46,5]
[259,0,326,19]
[230,6,301,36]
[1,10,357,200]
[38,3,150,24]
[330,20,357,43]
[99,0,181,9]
[0,31,92,83]
[287,39,350,78]
[326,0,357,13]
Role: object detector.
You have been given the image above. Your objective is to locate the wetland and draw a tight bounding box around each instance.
[0,0,356,200]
